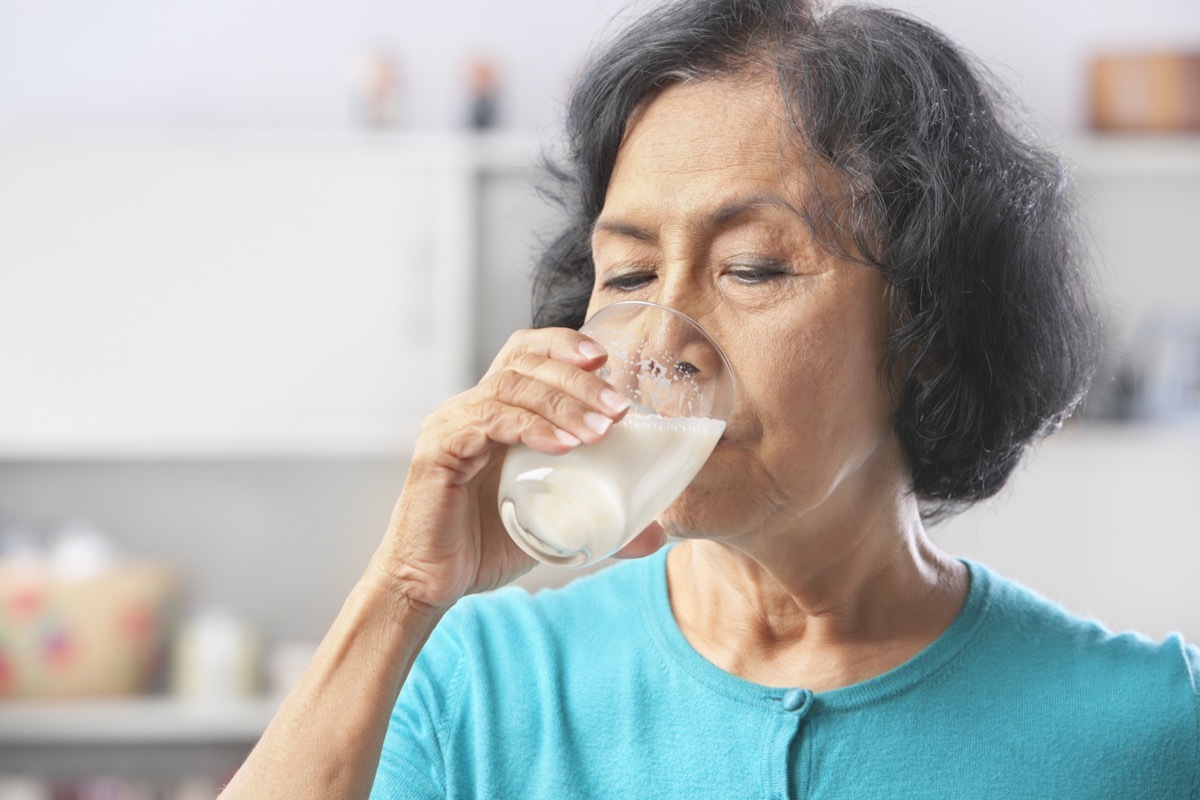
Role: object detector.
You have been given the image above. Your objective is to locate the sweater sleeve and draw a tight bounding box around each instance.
[369,599,472,800]
[1188,642,1200,800]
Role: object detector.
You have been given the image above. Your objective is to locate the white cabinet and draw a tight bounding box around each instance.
[1068,135,1200,333]
[0,133,542,457]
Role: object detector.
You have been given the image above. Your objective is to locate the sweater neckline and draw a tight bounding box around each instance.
[639,545,993,714]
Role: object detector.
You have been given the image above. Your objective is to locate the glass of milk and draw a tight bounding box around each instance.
[498,301,736,567]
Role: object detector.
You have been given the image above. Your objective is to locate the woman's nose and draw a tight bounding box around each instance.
[643,285,723,376]
[623,304,733,420]
[643,312,720,381]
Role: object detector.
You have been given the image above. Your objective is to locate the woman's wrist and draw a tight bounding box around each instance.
[349,560,451,642]
[358,545,463,618]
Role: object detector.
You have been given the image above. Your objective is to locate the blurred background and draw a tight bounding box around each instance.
[0,0,1198,795]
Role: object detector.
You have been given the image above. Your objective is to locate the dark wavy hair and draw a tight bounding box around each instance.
[531,0,1100,517]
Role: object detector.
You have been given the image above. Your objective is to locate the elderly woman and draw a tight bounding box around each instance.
[224,0,1198,797]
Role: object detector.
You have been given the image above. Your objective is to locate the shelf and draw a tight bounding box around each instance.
[1068,134,1200,179]
[1065,418,1200,446]
[0,696,278,745]
[0,419,424,461]
[0,129,544,175]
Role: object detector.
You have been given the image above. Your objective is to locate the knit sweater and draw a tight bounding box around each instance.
[372,548,1198,799]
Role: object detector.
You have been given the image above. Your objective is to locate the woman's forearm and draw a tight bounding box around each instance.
[220,575,444,800]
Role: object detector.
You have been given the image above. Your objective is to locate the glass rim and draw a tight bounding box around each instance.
[580,300,737,402]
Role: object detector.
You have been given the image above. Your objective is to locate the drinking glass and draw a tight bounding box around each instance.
[498,301,736,567]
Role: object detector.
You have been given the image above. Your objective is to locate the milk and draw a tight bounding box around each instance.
[498,413,725,566]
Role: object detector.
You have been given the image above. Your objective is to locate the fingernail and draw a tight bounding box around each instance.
[583,412,612,436]
[578,340,606,360]
[600,388,631,414]
[555,428,582,447]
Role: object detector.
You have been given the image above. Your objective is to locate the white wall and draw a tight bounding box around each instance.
[0,0,1197,135]
[879,0,1200,134]
[0,0,629,134]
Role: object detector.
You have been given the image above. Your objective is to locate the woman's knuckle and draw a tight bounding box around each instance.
[546,390,576,418]
[491,368,526,397]
[475,398,505,427]
[565,365,597,396]
[513,352,545,373]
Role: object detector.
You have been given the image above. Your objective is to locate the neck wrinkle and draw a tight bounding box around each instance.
[665,503,967,689]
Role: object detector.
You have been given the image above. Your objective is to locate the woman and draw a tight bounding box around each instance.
[224,0,1198,797]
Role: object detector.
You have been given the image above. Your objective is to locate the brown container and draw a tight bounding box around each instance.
[1090,51,1200,132]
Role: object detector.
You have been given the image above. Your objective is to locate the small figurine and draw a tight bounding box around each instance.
[465,56,500,130]
[355,49,402,129]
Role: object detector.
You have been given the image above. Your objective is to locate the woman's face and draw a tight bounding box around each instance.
[587,76,907,543]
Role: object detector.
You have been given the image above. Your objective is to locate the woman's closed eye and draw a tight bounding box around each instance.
[601,270,657,292]
[598,257,795,292]
[726,259,794,285]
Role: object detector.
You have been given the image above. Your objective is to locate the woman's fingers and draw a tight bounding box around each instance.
[473,329,632,449]
[414,327,630,483]
[485,327,608,377]
[417,397,572,482]
[500,355,630,431]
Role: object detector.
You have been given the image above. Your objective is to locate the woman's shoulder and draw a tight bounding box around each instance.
[966,559,1199,710]
[440,554,659,655]
[973,560,1194,649]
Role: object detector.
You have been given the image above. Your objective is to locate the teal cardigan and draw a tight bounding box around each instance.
[373,548,1198,798]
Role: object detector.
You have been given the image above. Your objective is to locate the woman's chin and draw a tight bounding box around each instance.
[658,488,741,542]
[659,452,764,537]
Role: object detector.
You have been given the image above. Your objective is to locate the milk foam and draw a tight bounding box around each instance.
[499,413,725,566]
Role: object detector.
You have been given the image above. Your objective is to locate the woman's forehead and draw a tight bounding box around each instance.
[611,83,799,189]
[622,77,788,153]
[601,79,838,236]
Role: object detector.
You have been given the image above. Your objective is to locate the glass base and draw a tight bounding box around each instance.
[499,498,592,568]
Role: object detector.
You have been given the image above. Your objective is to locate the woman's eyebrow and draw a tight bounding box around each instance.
[694,193,803,235]
[592,193,803,243]
[592,218,658,242]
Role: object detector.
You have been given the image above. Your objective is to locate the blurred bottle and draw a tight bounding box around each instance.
[465,55,501,130]
[1083,311,1200,422]
[353,48,403,129]
[1126,312,1200,421]
[0,777,50,800]
[171,608,260,700]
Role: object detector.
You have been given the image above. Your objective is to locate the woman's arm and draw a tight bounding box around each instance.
[218,328,628,799]
[219,575,442,799]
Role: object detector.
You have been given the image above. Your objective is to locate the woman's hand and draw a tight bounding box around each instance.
[365,327,634,611]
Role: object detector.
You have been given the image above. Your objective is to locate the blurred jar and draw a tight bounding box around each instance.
[0,777,50,800]
[170,608,259,700]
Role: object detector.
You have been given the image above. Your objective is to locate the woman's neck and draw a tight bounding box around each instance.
[665,503,968,691]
